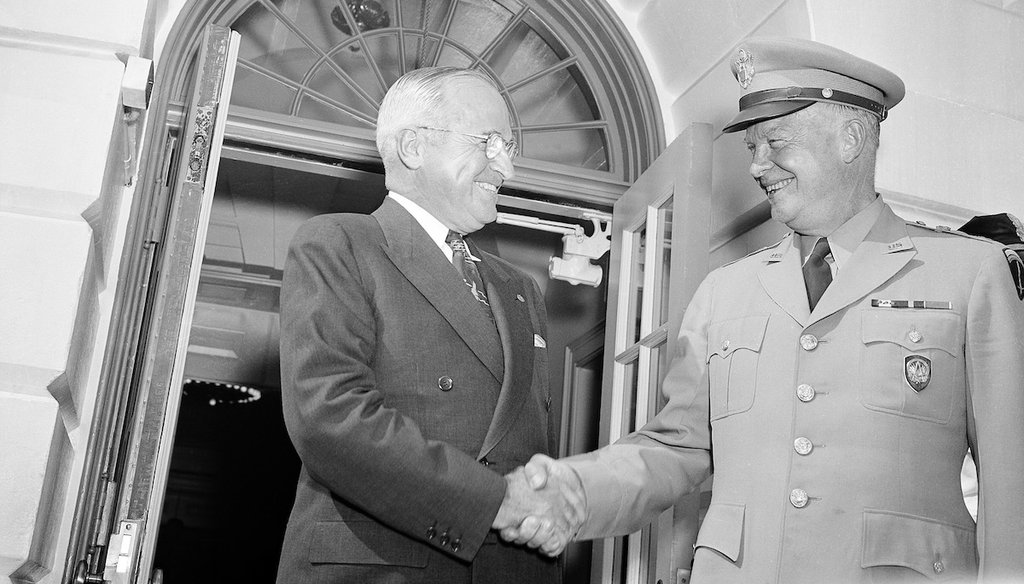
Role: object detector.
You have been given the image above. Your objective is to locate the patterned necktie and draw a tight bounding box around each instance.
[803,237,833,311]
[445,231,490,307]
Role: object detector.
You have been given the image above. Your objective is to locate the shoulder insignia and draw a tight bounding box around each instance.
[720,234,788,268]
[906,220,1006,244]
[1004,249,1024,301]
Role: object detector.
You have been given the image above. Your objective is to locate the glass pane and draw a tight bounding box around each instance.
[656,198,673,328]
[487,19,563,86]
[435,45,474,68]
[626,227,646,345]
[297,94,377,127]
[623,359,639,434]
[306,65,379,122]
[520,129,608,170]
[398,0,456,35]
[510,65,600,125]
[448,0,515,55]
[232,65,299,115]
[364,31,403,87]
[235,1,320,86]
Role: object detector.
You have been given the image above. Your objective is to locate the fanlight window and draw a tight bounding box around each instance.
[229,0,611,171]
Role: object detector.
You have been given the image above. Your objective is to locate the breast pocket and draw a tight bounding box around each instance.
[707,315,769,421]
[859,311,963,423]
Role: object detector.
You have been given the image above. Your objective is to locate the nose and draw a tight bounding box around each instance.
[749,144,773,179]
[491,149,515,181]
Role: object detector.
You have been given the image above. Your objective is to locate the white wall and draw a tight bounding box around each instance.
[0,1,150,581]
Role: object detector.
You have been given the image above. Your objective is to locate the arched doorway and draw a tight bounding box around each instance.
[67,2,663,583]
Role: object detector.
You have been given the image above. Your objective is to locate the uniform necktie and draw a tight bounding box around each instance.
[445,231,490,307]
[803,237,833,311]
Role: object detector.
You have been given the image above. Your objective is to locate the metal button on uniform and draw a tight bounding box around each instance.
[794,437,813,455]
[933,561,944,574]
[440,531,450,547]
[800,334,818,351]
[909,329,923,343]
[796,384,816,402]
[790,488,809,508]
[721,340,730,351]
[426,525,436,540]
[452,538,461,552]
[480,457,491,467]
[438,376,453,392]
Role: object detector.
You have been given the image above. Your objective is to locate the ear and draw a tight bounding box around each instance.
[841,118,867,163]
[396,128,424,170]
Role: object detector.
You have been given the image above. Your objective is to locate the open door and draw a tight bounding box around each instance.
[592,123,714,584]
[67,24,239,584]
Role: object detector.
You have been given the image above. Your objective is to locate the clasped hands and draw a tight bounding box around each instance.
[491,454,586,557]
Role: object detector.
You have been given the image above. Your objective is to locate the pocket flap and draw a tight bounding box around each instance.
[694,502,745,562]
[707,316,769,361]
[861,311,961,355]
[309,520,429,567]
[861,509,976,578]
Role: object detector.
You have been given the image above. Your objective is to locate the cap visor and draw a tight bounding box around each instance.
[722,101,814,133]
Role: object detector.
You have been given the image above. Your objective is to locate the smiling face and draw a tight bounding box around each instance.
[744,105,854,235]
[414,76,515,234]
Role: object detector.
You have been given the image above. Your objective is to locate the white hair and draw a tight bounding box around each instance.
[375,67,499,164]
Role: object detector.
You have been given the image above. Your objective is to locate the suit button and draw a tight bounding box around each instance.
[480,457,492,467]
[451,538,461,552]
[794,437,813,455]
[438,376,453,391]
[440,531,450,547]
[426,525,436,539]
[933,561,944,574]
[800,334,818,351]
[790,488,809,508]
[796,384,816,402]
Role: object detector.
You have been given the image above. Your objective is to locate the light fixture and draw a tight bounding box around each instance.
[330,0,390,35]
[183,378,262,406]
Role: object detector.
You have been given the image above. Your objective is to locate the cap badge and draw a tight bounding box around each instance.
[905,355,931,392]
[821,88,834,99]
[735,48,755,89]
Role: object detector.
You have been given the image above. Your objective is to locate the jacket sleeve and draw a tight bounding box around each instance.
[966,246,1024,579]
[279,216,505,560]
[566,275,715,539]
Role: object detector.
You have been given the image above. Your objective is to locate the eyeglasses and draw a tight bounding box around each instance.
[418,126,519,160]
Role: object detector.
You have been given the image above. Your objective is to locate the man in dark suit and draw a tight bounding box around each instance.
[275,66,580,584]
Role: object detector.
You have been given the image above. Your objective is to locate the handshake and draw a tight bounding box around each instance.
[491,454,587,557]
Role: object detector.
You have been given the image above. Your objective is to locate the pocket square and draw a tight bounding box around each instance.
[534,334,547,348]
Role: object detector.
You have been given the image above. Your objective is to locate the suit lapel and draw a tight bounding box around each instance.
[476,253,534,460]
[758,234,812,325]
[374,200,502,379]
[809,205,916,323]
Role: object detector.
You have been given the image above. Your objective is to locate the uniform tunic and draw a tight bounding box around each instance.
[567,201,1024,583]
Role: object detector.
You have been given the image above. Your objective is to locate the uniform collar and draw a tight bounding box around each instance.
[797,195,885,272]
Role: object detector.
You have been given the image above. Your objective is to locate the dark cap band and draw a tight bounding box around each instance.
[739,86,888,120]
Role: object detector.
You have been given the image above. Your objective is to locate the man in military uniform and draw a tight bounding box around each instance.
[505,37,1024,582]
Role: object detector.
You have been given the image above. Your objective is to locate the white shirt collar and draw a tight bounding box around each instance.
[388,192,453,261]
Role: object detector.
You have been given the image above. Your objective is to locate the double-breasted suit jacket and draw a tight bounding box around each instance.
[567,202,1024,583]
[276,198,558,584]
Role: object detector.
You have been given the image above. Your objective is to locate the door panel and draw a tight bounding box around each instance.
[596,123,713,584]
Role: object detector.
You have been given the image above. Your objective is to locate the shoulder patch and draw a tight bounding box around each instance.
[1004,248,1024,301]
